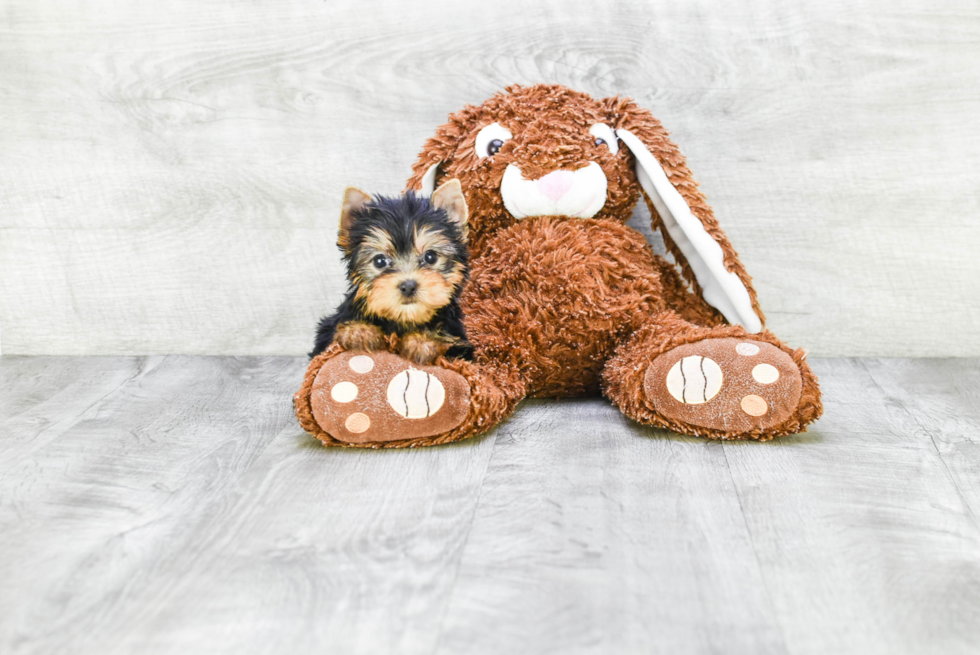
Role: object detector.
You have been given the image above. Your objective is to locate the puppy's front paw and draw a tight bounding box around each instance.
[334,322,389,352]
[398,331,454,365]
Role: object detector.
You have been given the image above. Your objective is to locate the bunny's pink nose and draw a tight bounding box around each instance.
[536,170,575,201]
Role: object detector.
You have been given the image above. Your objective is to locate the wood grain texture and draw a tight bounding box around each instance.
[438,358,980,654]
[0,356,302,653]
[0,355,499,654]
[434,400,788,655]
[723,358,980,655]
[1,355,978,654]
[1,0,978,355]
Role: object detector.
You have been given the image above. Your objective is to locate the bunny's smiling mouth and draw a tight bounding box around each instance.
[499,162,608,220]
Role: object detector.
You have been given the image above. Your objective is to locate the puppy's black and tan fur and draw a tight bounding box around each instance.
[310,180,473,364]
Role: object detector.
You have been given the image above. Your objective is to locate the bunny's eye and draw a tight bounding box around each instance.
[589,123,619,154]
[475,122,513,158]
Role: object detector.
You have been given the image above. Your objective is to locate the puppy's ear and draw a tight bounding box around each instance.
[338,187,372,251]
[430,179,469,241]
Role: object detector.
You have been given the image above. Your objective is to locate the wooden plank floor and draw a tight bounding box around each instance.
[1,356,978,654]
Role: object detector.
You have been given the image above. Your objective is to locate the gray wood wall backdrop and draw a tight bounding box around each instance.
[1,0,978,356]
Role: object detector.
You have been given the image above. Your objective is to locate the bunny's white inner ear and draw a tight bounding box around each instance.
[617,128,763,333]
[419,162,441,196]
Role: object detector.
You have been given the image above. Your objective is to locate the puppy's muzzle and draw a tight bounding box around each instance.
[398,279,418,299]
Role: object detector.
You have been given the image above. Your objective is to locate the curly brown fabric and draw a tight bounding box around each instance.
[601,312,822,440]
[296,84,822,447]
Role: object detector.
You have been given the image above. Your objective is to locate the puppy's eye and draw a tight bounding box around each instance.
[475,122,513,159]
[588,123,619,154]
[423,250,438,265]
[372,254,389,269]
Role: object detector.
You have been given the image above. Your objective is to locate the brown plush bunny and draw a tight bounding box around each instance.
[295,84,822,447]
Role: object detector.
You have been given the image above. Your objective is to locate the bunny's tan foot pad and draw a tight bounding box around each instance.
[644,338,803,434]
[308,351,470,444]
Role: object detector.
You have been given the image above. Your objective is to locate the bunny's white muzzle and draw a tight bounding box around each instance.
[500,162,608,219]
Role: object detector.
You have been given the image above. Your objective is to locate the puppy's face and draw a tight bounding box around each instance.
[353,222,465,325]
[339,182,468,325]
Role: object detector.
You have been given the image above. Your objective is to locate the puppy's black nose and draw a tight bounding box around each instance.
[398,279,418,298]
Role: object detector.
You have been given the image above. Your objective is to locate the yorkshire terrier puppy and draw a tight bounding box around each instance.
[310,179,473,364]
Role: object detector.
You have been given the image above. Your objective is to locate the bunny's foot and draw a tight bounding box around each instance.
[295,345,524,448]
[603,314,822,440]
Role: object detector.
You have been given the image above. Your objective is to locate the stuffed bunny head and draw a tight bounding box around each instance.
[407,83,765,332]
[406,84,651,251]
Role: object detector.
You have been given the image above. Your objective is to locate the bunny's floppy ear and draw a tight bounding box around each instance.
[417,162,440,196]
[607,97,765,332]
[406,116,465,196]
[405,100,490,196]
[405,141,442,196]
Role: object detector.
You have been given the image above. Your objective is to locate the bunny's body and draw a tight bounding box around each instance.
[296,85,822,447]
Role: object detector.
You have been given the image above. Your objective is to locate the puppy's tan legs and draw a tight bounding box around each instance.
[334,321,388,352]
[397,331,458,365]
